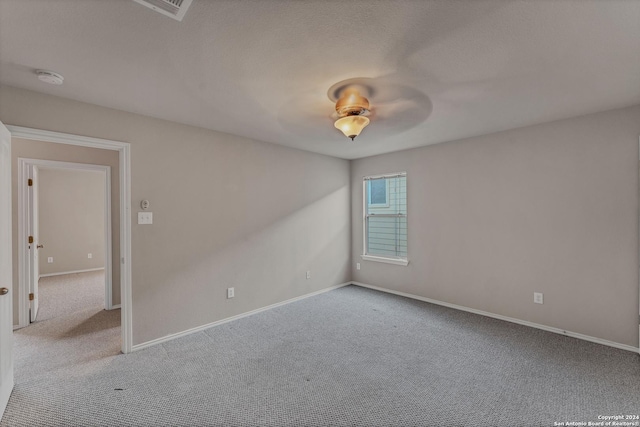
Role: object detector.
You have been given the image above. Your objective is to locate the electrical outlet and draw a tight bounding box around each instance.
[87,253,92,259]
[534,292,544,304]
[47,257,53,264]
[306,271,311,279]
[356,263,360,270]
[227,287,234,299]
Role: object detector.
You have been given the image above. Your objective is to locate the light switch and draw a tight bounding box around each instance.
[138,212,153,225]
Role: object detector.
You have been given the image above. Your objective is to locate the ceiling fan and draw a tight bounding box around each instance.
[277,77,432,143]
[327,77,432,141]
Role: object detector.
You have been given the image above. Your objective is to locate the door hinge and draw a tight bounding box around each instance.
[29,293,34,301]
[28,235,33,244]
[28,178,33,186]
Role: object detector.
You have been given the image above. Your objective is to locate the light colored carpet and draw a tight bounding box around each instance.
[33,270,108,322]
[2,282,639,426]
[9,271,120,387]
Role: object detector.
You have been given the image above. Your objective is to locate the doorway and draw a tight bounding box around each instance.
[18,160,113,324]
[8,125,132,354]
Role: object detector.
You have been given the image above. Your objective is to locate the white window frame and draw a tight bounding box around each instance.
[362,172,408,266]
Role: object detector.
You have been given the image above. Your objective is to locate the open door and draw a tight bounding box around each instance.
[0,121,14,419]
[27,165,40,322]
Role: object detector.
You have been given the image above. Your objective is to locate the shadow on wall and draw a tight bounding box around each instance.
[133,184,351,343]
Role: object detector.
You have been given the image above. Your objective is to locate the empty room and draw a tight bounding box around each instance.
[0,1,639,426]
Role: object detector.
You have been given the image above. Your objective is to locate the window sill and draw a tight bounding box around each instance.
[361,255,409,266]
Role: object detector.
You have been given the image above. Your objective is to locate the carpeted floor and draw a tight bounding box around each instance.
[2,280,639,426]
[8,271,121,392]
[32,270,109,322]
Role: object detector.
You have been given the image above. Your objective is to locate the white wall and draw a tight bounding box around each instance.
[352,105,640,348]
[38,168,105,276]
[0,85,351,345]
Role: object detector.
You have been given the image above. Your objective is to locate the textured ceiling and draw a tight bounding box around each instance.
[1,0,639,159]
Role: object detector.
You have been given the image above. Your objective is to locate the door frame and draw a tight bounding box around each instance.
[18,159,114,322]
[8,126,132,354]
[23,163,40,322]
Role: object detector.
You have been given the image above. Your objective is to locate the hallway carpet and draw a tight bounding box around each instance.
[1,282,639,426]
[9,271,120,388]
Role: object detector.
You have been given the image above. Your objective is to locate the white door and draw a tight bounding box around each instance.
[28,165,39,322]
[0,121,14,419]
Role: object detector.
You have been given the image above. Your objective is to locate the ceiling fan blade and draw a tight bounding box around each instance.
[276,91,341,139]
[369,92,433,134]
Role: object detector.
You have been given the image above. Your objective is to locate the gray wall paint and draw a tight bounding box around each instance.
[352,105,640,347]
[9,137,120,325]
[1,86,351,345]
[38,168,105,275]
[3,85,638,349]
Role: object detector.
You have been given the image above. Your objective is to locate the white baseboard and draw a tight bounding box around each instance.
[39,267,105,278]
[351,282,639,354]
[131,282,352,352]
[13,322,27,331]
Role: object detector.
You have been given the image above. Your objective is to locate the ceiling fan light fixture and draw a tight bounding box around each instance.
[332,86,371,141]
[334,115,370,141]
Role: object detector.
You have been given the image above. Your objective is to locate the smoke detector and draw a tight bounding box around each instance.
[36,70,64,85]
[132,0,193,21]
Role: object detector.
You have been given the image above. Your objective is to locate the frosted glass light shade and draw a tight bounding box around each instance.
[334,116,370,140]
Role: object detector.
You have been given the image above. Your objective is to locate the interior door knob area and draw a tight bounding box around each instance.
[0,288,7,295]
[36,244,43,249]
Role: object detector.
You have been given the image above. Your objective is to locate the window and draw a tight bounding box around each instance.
[368,178,389,207]
[362,173,408,266]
